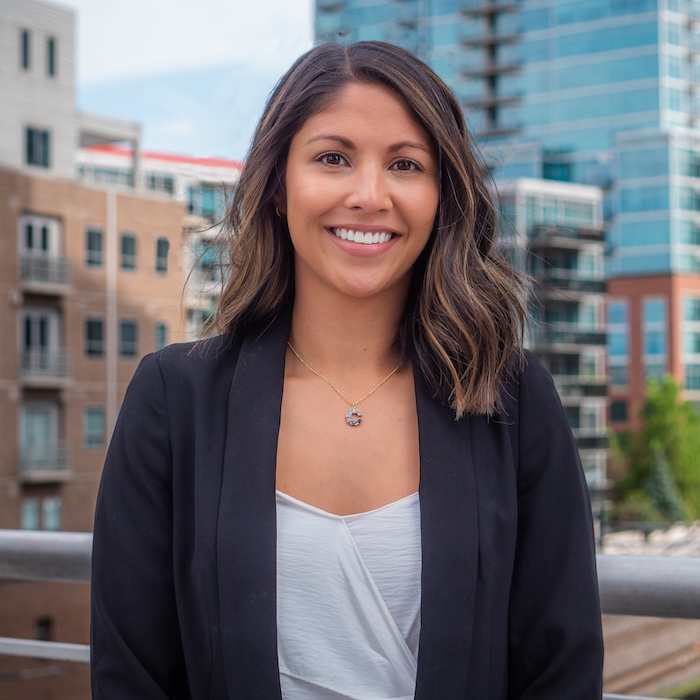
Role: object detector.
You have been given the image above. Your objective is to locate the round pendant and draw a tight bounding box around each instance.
[345,407,362,426]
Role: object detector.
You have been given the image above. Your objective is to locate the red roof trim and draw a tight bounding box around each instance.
[82,143,244,170]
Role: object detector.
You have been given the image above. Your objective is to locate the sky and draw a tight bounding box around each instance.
[57,0,315,161]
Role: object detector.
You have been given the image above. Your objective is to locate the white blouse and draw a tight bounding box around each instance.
[276,490,422,700]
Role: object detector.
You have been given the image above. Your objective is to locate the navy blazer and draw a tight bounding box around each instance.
[91,309,603,699]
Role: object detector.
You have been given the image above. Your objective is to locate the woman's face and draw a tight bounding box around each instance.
[283,81,439,304]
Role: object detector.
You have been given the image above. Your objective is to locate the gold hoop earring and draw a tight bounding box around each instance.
[275,206,284,218]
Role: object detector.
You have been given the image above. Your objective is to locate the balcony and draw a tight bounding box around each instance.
[20,254,70,295]
[460,59,519,79]
[461,92,521,110]
[20,348,71,387]
[473,122,521,139]
[531,323,606,349]
[2,529,699,700]
[461,0,518,16]
[19,442,71,483]
[535,269,606,295]
[529,224,604,245]
[553,373,608,398]
[572,432,609,450]
[461,32,519,48]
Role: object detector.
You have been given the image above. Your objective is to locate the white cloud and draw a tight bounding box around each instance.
[57,0,314,84]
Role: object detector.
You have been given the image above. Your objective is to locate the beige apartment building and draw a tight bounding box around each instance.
[0,0,243,695]
[0,168,186,697]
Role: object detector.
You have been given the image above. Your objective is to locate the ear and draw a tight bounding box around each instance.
[272,190,286,217]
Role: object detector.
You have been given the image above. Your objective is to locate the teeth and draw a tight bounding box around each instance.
[332,228,393,244]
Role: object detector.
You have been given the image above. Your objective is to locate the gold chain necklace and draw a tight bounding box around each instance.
[286,341,403,426]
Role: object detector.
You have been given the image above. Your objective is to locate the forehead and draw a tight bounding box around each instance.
[293,81,433,145]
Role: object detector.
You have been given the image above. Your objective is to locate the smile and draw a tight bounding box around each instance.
[331,228,395,245]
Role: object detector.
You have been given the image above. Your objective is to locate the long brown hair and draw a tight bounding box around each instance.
[213,41,528,417]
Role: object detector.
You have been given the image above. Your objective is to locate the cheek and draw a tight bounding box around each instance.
[409,190,439,234]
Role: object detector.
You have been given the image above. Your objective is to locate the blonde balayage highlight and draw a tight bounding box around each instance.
[213,41,528,417]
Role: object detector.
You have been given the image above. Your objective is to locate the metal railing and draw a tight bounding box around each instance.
[20,255,70,288]
[2,529,700,699]
[19,442,71,482]
[21,348,72,381]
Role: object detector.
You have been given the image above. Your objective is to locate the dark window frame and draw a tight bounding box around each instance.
[155,237,169,273]
[120,233,137,270]
[119,319,139,358]
[21,29,30,70]
[85,317,105,357]
[86,228,103,267]
[25,127,51,168]
[47,36,56,77]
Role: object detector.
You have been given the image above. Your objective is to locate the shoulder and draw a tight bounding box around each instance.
[502,348,561,417]
[139,332,243,381]
[120,332,243,417]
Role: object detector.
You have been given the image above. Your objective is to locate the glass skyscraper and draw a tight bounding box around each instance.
[316,0,700,431]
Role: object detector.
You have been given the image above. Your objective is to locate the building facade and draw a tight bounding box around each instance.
[0,169,186,697]
[77,144,242,339]
[0,1,235,696]
[499,178,608,485]
[316,0,700,429]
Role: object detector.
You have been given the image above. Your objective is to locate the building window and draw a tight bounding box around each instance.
[86,228,103,267]
[43,497,61,530]
[684,297,700,322]
[20,214,61,256]
[120,320,138,357]
[685,330,700,354]
[121,233,137,270]
[687,364,700,390]
[25,127,51,168]
[20,29,30,70]
[609,364,628,387]
[608,299,629,387]
[610,401,628,422]
[21,497,61,531]
[35,617,53,641]
[155,322,168,350]
[47,37,56,77]
[155,237,169,273]
[84,406,105,448]
[146,173,175,194]
[645,363,666,381]
[85,317,104,357]
[643,297,667,378]
[21,499,40,530]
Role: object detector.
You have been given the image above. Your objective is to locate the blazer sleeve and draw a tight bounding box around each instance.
[91,352,190,699]
[507,352,604,699]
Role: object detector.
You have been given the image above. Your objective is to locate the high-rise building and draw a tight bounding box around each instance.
[499,178,608,485]
[315,0,700,431]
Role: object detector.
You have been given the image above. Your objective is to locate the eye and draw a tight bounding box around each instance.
[392,159,422,172]
[318,152,347,166]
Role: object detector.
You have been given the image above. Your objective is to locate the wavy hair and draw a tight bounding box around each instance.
[212,41,528,417]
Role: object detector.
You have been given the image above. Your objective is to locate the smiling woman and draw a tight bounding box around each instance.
[283,82,438,303]
[91,41,604,700]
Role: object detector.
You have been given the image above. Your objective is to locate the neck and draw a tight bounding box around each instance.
[289,286,407,381]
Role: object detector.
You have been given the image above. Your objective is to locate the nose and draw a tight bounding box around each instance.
[344,163,392,212]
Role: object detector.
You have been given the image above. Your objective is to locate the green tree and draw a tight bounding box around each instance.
[614,375,700,520]
[646,447,685,522]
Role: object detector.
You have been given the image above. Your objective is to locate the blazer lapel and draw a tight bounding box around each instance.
[414,371,479,699]
[217,310,290,699]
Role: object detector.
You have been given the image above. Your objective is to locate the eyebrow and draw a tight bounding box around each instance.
[305,134,432,154]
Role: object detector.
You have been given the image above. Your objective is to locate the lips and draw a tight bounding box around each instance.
[331,227,395,245]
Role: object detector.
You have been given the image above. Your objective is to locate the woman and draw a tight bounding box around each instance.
[91,41,603,699]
